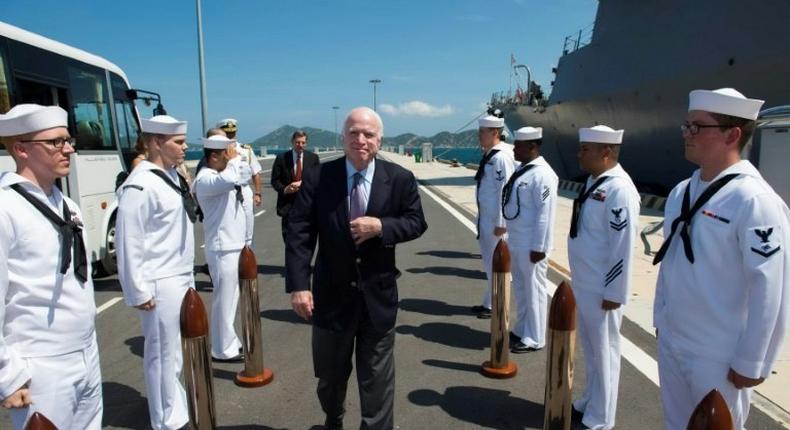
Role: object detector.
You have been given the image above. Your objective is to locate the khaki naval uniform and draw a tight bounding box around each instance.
[192,157,251,359]
[117,161,194,430]
[235,142,262,247]
[0,173,102,430]
[476,142,516,309]
[654,161,789,429]
[568,163,640,430]
[503,156,558,348]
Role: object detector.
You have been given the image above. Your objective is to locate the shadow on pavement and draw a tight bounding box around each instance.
[125,336,144,358]
[399,298,472,317]
[416,250,480,260]
[406,266,486,280]
[420,177,476,187]
[213,367,238,382]
[102,382,149,429]
[258,264,285,277]
[93,279,121,292]
[396,322,488,350]
[260,308,309,325]
[422,358,482,373]
[409,386,544,429]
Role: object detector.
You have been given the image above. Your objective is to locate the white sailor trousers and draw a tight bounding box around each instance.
[478,225,505,308]
[510,243,548,348]
[205,248,243,359]
[241,185,255,248]
[573,289,623,430]
[139,274,191,430]
[657,337,750,430]
[9,335,102,430]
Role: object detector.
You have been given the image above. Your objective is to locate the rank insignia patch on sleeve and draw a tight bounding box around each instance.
[750,227,781,258]
[610,207,628,231]
[541,186,550,201]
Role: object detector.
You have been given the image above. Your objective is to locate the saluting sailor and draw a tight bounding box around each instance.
[653,88,789,430]
[116,115,196,430]
[217,118,263,247]
[471,113,516,319]
[0,104,102,429]
[567,125,640,430]
[191,134,252,362]
[502,126,558,353]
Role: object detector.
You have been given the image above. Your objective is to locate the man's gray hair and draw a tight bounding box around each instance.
[344,107,384,138]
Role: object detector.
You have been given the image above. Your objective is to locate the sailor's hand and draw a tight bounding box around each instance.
[494,227,507,236]
[291,291,314,320]
[728,368,765,389]
[2,386,32,409]
[254,193,262,206]
[135,298,156,311]
[601,299,621,311]
[226,144,238,160]
[350,216,383,245]
[530,251,546,263]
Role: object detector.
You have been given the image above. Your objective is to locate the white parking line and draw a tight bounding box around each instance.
[97,297,123,315]
[418,183,662,387]
[255,210,266,217]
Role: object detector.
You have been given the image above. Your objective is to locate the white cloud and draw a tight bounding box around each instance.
[379,101,455,117]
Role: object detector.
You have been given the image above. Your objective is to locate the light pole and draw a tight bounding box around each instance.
[332,106,340,149]
[195,0,209,135]
[369,79,381,112]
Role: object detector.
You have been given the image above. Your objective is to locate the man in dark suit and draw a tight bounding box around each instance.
[286,107,427,430]
[271,130,321,241]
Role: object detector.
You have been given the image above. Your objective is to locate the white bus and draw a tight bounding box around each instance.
[0,21,153,275]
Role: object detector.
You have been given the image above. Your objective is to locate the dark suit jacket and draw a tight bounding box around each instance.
[285,157,427,333]
[271,149,320,217]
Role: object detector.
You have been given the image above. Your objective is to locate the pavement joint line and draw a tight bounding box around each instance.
[418,171,790,426]
[96,296,123,315]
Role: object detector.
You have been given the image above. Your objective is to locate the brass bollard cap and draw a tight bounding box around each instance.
[492,239,511,273]
[25,412,57,430]
[180,288,209,338]
[239,246,258,279]
[687,389,734,430]
[548,281,576,331]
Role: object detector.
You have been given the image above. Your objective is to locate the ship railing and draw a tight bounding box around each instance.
[562,24,594,55]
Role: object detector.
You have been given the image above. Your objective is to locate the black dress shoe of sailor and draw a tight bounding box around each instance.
[211,353,244,363]
[571,406,584,423]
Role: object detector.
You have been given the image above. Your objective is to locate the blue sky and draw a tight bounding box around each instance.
[3,0,598,142]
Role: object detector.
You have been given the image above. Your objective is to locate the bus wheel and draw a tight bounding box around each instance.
[96,215,118,277]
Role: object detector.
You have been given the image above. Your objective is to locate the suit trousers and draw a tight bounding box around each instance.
[205,248,243,359]
[312,298,395,430]
[657,337,750,430]
[139,274,191,430]
[573,289,623,430]
[510,244,549,348]
[9,335,103,430]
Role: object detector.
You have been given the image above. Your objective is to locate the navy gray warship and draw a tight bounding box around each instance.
[492,0,790,194]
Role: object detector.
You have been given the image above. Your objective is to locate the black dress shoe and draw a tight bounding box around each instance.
[571,406,584,423]
[211,353,244,363]
[471,305,492,319]
[571,421,590,430]
[324,417,343,430]
[509,331,520,343]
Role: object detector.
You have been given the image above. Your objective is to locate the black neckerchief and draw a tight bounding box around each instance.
[148,169,198,223]
[475,149,501,239]
[569,176,610,239]
[502,163,538,220]
[653,174,739,264]
[10,184,88,282]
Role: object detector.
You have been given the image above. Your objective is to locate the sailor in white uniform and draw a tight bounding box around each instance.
[502,127,558,353]
[217,118,263,247]
[191,135,252,361]
[116,115,195,430]
[0,104,102,429]
[567,125,640,430]
[471,114,516,318]
[653,88,789,430]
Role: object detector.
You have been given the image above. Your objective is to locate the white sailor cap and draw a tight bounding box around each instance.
[688,88,764,120]
[201,135,234,150]
[216,118,238,132]
[0,104,68,137]
[478,115,504,128]
[141,115,187,135]
[514,126,542,141]
[579,125,624,144]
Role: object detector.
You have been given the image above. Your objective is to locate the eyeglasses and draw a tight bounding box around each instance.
[680,123,732,136]
[18,137,76,149]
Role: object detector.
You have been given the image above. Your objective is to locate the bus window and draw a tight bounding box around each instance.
[0,49,9,113]
[68,65,115,151]
[110,73,140,169]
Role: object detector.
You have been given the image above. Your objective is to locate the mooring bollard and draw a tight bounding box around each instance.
[235,246,274,387]
[24,412,57,430]
[687,389,734,430]
[481,239,518,379]
[181,288,217,430]
[543,280,577,430]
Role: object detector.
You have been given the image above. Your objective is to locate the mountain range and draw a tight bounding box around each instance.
[247,125,479,149]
